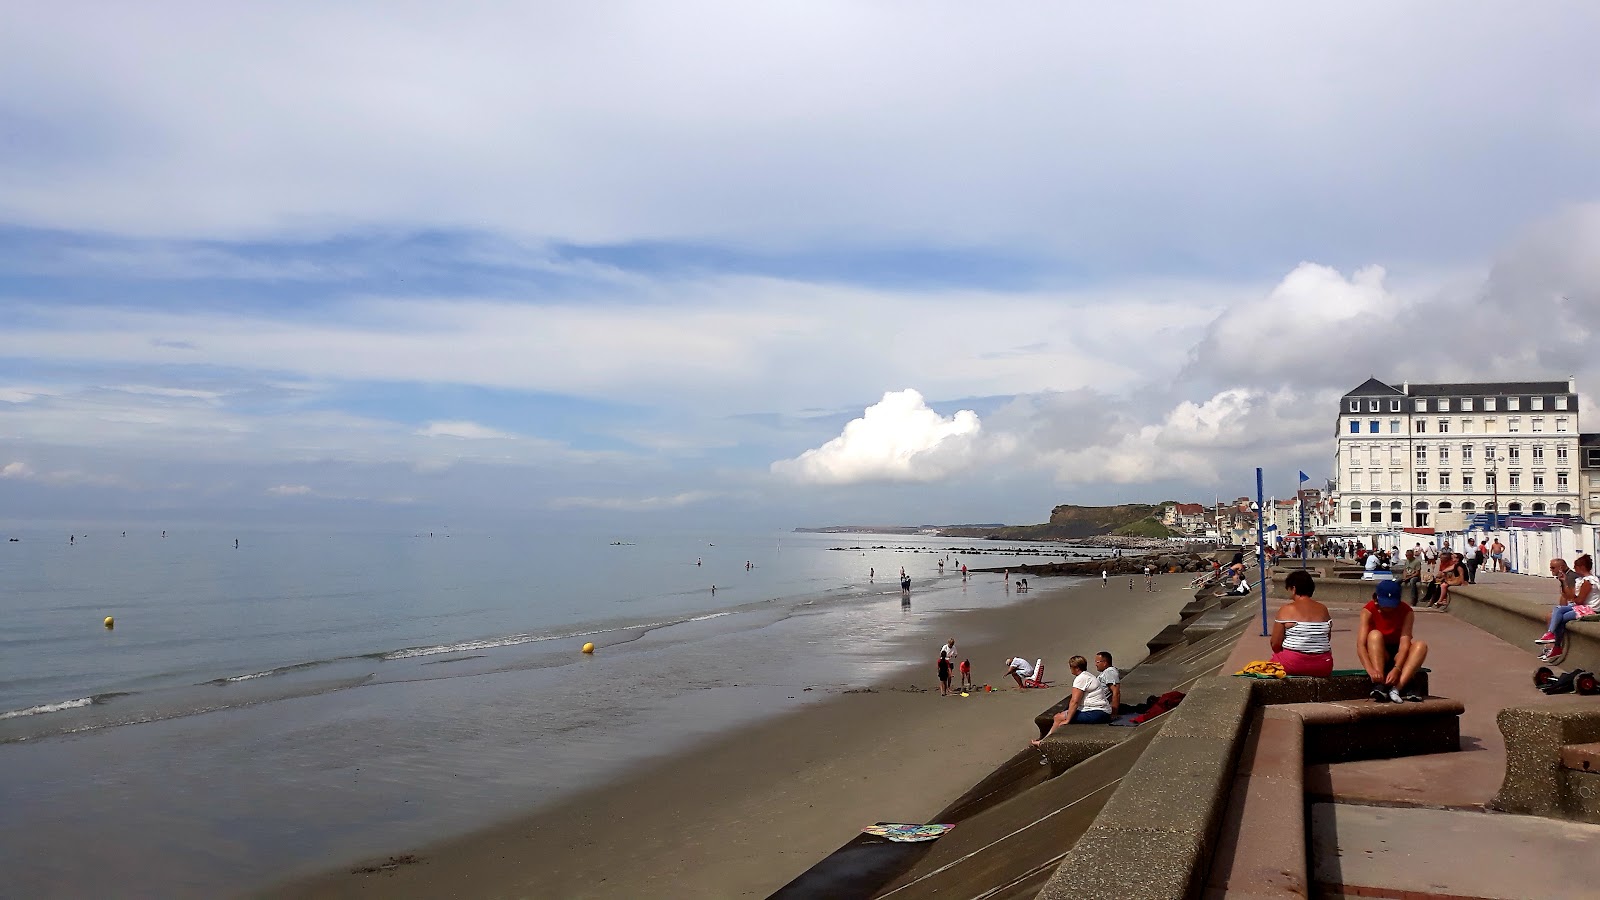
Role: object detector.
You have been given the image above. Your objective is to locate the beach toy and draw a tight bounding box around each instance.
[960,692,969,697]
[581,642,595,654]
[103,616,114,629]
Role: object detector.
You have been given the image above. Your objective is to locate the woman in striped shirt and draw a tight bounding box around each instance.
[1269,569,1334,677]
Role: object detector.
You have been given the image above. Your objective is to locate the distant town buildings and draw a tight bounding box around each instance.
[1331,377,1583,533]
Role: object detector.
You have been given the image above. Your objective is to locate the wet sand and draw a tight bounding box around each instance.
[268,571,1198,899]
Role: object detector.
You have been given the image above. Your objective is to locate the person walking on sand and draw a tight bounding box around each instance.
[1102,570,1108,587]
[1031,656,1114,744]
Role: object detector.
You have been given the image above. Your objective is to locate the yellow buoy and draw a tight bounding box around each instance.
[104,616,115,629]
[581,642,595,654]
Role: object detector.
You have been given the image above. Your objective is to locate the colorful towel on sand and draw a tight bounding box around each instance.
[862,824,955,842]
[1234,661,1286,679]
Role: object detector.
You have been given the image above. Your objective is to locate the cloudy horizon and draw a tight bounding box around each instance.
[3,3,1599,529]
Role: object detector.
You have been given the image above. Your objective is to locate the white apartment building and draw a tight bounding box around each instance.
[1334,378,1581,533]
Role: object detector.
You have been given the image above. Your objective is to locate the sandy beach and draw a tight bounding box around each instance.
[268,570,1198,899]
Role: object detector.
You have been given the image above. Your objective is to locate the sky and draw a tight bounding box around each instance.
[3,3,1600,529]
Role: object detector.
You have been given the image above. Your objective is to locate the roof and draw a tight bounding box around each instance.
[1172,503,1205,514]
[1343,377,1403,397]
[1407,381,1572,397]
[1581,433,1600,448]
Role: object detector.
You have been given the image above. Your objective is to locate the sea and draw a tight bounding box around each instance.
[0,523,1110,897]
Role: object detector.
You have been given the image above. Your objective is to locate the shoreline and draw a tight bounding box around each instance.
[265,570,1199,899]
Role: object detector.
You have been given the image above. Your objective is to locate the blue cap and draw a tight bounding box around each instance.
[1374,579,1403,608]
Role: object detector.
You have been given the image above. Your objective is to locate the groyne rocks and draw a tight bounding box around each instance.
[973,550,1218,577]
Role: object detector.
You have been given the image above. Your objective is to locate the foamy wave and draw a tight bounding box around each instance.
[384,611,737,660]
[0,697,93,720]
[225,671,274,682]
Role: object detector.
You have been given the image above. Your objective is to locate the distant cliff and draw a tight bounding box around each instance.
[939,503,1166,540]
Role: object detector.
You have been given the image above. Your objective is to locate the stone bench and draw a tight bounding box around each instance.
[1246,670,1431,707]
[1272,697,1463,764]
[1493,699,1600,823]
[1205,707,1307,899]
[1447,583,1600,672]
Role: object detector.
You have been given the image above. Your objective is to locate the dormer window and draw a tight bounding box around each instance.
[1532,397,1544,411]
[1349,400,1359,412]
[1508,397,1521,411]
[1414,399,1427,412]
[1439,398,1451,412]
[1556,396,1569,411]
[1369,400,1379,412]
[1462,398,1474,412]
[1485,398,1497,411]
[1390,400,1401,412]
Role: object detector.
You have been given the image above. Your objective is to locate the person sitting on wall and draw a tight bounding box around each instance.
[1269,570,1334,677]
[1031,655,1115,746]
[1357,580,1429,703]
[1432,551,1468,611]
[1537,555,1599,662]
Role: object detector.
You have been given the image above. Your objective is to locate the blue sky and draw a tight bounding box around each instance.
[3,3,1600,527]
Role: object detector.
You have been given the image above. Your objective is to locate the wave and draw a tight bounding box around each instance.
[207,660,332,685]
[382,610,736,660]
[0,691,129,721]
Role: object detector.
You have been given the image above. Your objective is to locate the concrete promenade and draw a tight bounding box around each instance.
[1216,564,1600,900]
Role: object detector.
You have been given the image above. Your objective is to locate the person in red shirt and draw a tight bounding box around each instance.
[1358,580,1429,703]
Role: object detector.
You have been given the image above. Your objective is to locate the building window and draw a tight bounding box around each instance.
[1351,473,1362,491]
[1533,502,1547,513]
[1556,396,1569,411]
[1368,446,1380,466]
[1485,398,1497,411]
[1462,398,1474,412]
[1389,419,1400,433]
[1462,419,1475,433]
[1349,400,1359,412]
[1509,446,1521,463]
[1533,417,1545,433]
[1390,501,1403,523]
[1559,471,1570,491]
[1416,419,1427,433]
[1416,471,1428,489]
[1350,508,1362,523]
[1558,446,1569,463]
[1369,420,1379,433]
[1439,501,1454,512]
[1558,502,1572,514]
[1463,501,1477,513]
[1587,449,1600,468]
[1485,418,1499,433]
[1349,420,1359,434]
[1557,417,1570,433]
[1439,447,1450,464]
[1439,399,1451,412]
[1439,472,1452,490]
[1533,445,1545,462]
[1415,446,1427,464]
[1463,445,1474,464]
[1509,397,1521,411]
[1390,400,1401,412]
[1486,471,1498,487]
[1369,400,1380,411]
[1532,397,1544,411]
[1438,419,1450,433]
[1414,399,1427,412]
[1508,501,1523,513]
[1509,417,1521,433]
[1463,474,1474,492]
[1414,501,1430,528]
[1510,472,1521,490]
[1391,472,1404,491]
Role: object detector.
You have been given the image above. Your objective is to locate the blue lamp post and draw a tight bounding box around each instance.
[1256,468,1269,636]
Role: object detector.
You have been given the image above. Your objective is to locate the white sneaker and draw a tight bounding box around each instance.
[1388,688,1404,704]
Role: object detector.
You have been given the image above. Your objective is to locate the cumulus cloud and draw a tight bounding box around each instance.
[416,420,514,440]
[772,389,997,485]
[548,491,717,511]
[1,461,36,479]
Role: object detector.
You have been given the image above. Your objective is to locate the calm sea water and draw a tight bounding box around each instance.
[0,523,1105,897]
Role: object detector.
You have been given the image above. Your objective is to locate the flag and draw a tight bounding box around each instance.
[1299,471,1310,483]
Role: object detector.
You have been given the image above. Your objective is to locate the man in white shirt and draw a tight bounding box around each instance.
[1031,655,1113,746]
[1094,651,1121,712]
[1003,656,1034,689]
[939,639,958,665]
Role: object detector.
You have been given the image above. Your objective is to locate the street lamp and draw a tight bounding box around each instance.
[1490,455,1505,528]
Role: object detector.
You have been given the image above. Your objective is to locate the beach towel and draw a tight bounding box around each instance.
[1130,690,1185,724]
[861,824,954,842]
[1234,661,1286,679]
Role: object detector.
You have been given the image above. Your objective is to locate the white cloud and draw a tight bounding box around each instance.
[772,389,998,485]
[548,490,717,511]
[267,484,314,496]
[416,420,514,440]
[1,461,36,479]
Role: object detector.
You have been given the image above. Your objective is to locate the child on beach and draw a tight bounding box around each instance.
[959,658,973,690]
[937,653,953,696]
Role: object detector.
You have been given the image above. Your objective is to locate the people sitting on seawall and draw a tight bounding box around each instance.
[1537,555,1599,662]
[1031,655,1115,746]
[1358,580,1428,703]
[1094,651,1121,711]
[1426,551,1467,611]
[1269,569,1334,677]
[1361,549,1391,580]
[1396,549,1423,605]
[1003,656,1036,689]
